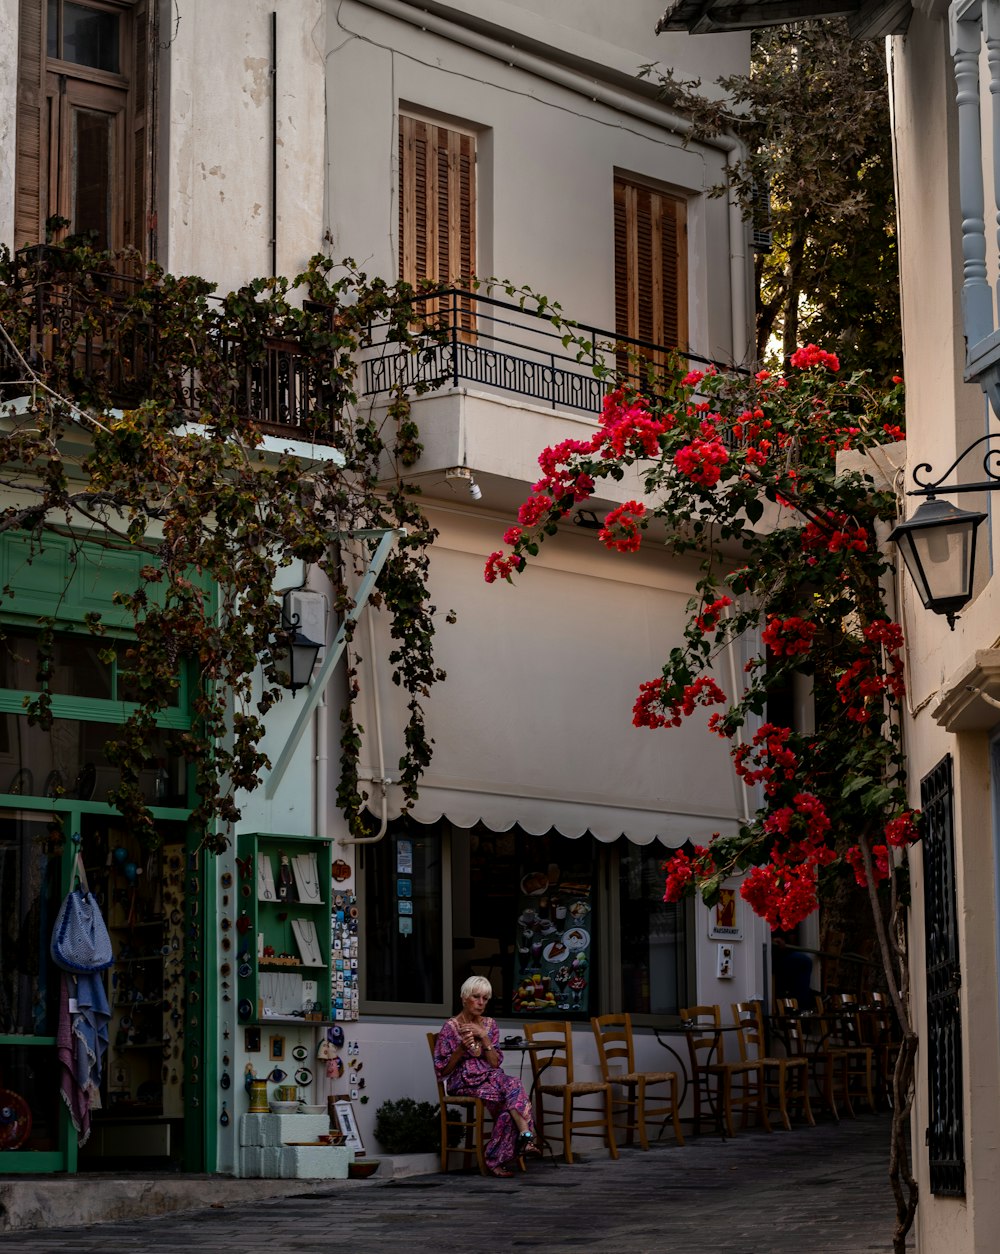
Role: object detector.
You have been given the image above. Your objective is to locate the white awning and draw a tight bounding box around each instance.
[356,510,746,849]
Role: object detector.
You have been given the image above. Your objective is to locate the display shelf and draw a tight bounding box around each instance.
[236,833,333,1024]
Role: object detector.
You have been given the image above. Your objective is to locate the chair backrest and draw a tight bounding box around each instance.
[680,1005,725,1067]
[524,1020,574,1086]
[774,996,807,1055]
[731,1001,767,1062]
[835,993,863,1046]
[428,1030,457,1099]
[591,1013,634,1081]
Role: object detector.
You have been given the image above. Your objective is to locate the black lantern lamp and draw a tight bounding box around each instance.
[277,592,322,695]
[889,498,987,629]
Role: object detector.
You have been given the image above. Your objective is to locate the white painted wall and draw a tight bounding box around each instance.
[327,0,750,363]
[160,0,326,288]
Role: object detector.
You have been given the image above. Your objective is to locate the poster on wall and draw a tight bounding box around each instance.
[511,864,592,1016]
[707,888,742,940]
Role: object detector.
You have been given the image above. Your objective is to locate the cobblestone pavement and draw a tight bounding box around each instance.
[0,1113,912,1254]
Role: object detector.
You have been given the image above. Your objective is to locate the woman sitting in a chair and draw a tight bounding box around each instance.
[434,975,540,1177]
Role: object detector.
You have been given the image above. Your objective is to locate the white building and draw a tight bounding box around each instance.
[0,0,760,1174]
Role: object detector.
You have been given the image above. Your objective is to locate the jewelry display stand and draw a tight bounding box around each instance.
[236,833,334,1026]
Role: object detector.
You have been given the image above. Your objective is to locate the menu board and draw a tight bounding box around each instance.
[511,864,592,1016]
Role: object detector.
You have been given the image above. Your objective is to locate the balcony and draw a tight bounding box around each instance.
[0,247,339,443]
[0,252,725,464]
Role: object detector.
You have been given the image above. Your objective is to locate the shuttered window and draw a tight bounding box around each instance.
[15,0,155,258]
[614,177,688,371]
[398,115,476,334]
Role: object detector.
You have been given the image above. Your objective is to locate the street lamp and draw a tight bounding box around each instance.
[889,499,987,629]
[276,591,322,695]
[891,431,1000,628]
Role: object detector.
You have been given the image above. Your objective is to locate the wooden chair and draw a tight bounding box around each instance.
[590,1012,684,1149]
[523,1020,618,1164]
[773,997,849,1121]
[426,1031,489,1175]
[868,990,902,1107]
[732,1001,814,1131]
[679,1004,769,1137]
[832,994,877,1113]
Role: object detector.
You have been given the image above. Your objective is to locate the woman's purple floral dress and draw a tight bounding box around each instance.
[434,1015,534,1171]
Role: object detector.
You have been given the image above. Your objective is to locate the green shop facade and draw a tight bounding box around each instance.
[0,532,212,1173]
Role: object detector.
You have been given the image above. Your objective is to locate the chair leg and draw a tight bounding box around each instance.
[797,1063,815,1127]
[474,1105,487,1177]
[720,1071,736,1139]
[755,1067,773,1133]
[774,1063,792,1132]
[635,1079,648,1151]
[604,1086,618,1160]
[563,1094,574,1165]
[669,1075,685,1147]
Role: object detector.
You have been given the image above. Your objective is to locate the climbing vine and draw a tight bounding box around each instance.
[0,241,449,851]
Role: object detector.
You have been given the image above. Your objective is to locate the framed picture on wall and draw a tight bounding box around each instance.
[333,1098,365,1153]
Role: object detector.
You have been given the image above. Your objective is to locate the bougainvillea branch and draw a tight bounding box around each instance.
[489,346,917,1249]
[0,243,449,850]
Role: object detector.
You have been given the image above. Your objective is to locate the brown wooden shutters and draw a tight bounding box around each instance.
[15,0,155,260]
[398,115,476,331]
[614,177,688,367]
[15,0,46,248]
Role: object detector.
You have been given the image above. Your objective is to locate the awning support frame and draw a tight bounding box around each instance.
[264,527,403,797]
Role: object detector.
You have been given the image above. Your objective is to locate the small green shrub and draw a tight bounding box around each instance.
[373,1097,441,1154]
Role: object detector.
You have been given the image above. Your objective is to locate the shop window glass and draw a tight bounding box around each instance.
[462,827,596,1020]
[363,820,444,1007]
[0,810,63,1036]
[619,843,688,1016]
[0,630,179,706]
[0,714,185,806]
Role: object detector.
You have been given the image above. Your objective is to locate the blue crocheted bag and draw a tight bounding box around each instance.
[50,855,114,973]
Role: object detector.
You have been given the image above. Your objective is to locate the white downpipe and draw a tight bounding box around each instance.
[352,0,750,365]
[338,607,391,846]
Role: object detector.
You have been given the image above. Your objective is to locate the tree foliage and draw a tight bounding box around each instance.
[645,20,901,378]
[0,242,447,850]
[488,346,916,1248]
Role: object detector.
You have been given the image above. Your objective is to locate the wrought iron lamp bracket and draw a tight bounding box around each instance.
[909,431,1000,497]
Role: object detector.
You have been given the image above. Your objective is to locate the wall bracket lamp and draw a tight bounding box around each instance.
[890,434,997,628]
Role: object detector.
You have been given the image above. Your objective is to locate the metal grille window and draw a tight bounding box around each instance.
[920,754,966,1196]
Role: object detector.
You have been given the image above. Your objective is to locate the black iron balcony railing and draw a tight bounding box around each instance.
[1,247,338,441]
[1,250,739,446]
[361,287,726,415]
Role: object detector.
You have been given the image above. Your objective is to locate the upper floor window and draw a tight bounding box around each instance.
[398,114,476,334]
[614,175,688,364]
[16,0,154,256]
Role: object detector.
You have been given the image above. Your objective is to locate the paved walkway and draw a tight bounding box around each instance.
[0,1113,912,1253]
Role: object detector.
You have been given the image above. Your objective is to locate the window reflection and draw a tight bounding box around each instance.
[0,715,186,807]
[0,630,179,706]
[48,0,121,73]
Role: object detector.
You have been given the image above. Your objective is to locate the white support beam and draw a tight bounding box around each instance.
[264,527,404,797]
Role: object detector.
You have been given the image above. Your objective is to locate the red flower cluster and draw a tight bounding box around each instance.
[682,370,705,387]
[761,615,817,658]
[882,424,905,442]
[884,810,920,848]
[740,860,819,930]
[483,550,524,584]
[662,850,695,902]
[695,596,733,634]
[733,723,798,797]
[674,436,728,487]
[599,500,646,553]
[801,514,868,554]
[598,390,671,459]
[844,843,890,887]
[518,493,553,528]
[503,526,522,546]
[632,676,727,729]
[789,343,840,372]
[835,619,906,721]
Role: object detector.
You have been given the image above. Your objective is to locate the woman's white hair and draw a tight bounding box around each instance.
[460,975,492,1000]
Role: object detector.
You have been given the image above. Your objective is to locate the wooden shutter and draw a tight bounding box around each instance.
[15,0,47,248]
[399,115,476,334]
[127,0,157,260]
[614,177,688,375]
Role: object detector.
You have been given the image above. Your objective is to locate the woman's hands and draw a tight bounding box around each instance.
[459,1023,489,1055]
